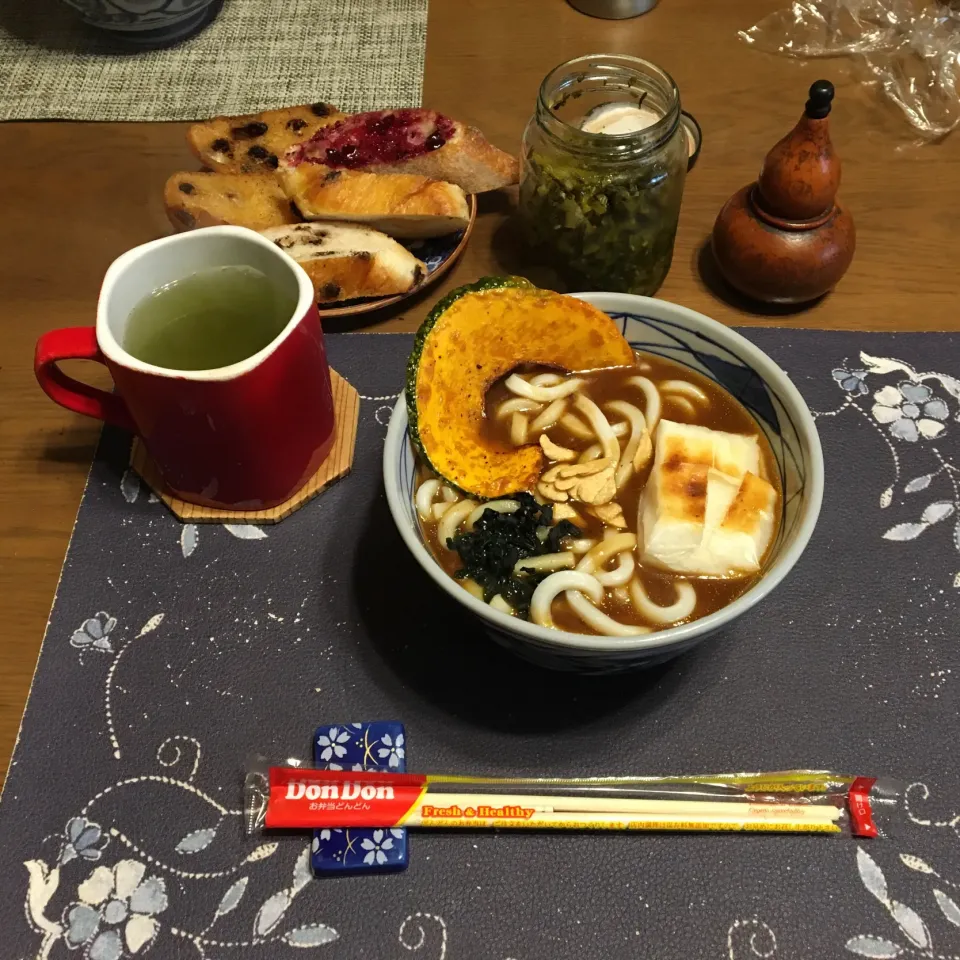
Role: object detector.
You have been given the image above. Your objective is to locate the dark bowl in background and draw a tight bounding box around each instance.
[58,0,223,48]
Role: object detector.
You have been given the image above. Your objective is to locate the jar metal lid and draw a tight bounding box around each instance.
[681,111,703,170]
[576,99,701,171]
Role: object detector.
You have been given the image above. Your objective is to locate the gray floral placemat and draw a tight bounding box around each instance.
[0,0,426,121]
[1,329,959,960]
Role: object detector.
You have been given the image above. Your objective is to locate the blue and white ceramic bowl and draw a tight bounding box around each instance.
[383,292,824,674]
[60,0,221,46]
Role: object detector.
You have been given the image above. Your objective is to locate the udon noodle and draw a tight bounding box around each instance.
[415,352,782,637]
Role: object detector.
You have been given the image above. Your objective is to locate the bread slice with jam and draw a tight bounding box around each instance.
[286,108,519,194]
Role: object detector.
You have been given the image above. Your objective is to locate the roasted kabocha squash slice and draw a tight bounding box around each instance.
[406,277,635,499]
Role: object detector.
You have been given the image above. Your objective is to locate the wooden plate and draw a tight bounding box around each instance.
[317,194,477,318]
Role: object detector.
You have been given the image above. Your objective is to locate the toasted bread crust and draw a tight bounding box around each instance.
[298,256,417,302]
[279,165,470,238]
[164,171,300,232]
[188,103,344,174]
[349,124,519,194]
[286,111,519,194]
[283,165,469,219]
[260,222,426,302]
[190,104,518,192]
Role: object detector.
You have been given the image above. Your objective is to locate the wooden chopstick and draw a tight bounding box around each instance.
[413,792,843,819]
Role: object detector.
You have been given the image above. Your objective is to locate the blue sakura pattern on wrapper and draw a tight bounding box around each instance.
[311,722,409,876]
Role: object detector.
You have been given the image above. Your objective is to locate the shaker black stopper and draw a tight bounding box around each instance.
[805,80,834,119]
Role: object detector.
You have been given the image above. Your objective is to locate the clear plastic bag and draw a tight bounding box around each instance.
[740,1,960,139]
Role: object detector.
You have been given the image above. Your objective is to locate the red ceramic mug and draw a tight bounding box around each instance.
[35,226,336,510]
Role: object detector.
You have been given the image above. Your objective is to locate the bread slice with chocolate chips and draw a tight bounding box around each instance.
[164,171,300,232]
[279,164,470,239]
[260,222,426,303]
[187,103,345,175]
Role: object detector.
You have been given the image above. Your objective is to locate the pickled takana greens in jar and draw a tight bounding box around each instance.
[520,55,689,296]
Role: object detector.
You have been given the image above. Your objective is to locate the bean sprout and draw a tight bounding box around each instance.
[574,394,619,460]
[530,571,603,628]
[665,395,697,418]
[628,376,661,431]
[466,499,520,531]
[510,412,528,446]
[659,380,709,404]
[559,413,595,440]
[494,398,541,420]
[506,374,585,402]
[605,400,647,490]
[437,499,478,547]
[629,577,697,624]
[593,550,635,587]
[530,398,568,433]
[415,478,440,520]
[565,590,651,637]
[514,552,575,575]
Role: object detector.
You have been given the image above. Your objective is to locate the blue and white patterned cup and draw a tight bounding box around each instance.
[59,0,221,47]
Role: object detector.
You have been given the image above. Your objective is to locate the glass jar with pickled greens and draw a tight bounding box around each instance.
[520,54,691,296]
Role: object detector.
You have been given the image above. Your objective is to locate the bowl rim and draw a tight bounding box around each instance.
[383,292,824,655]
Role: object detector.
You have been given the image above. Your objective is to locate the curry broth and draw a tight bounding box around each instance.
[417,352,782,635]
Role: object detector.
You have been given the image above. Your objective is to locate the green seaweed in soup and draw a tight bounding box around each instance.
[519,138,687,296]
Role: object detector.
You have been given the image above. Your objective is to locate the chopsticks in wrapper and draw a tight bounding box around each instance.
[245,766,901,838]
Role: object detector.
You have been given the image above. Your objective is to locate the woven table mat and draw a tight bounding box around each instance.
[1,329,959,959]
[0,0,427,122]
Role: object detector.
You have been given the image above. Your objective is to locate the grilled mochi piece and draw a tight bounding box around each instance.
[638,420,778,576]
[260,222,426,303]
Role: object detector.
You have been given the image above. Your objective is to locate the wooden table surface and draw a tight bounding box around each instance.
[1,0,958,785]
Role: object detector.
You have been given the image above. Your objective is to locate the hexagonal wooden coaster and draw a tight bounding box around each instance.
[130,368,359,524]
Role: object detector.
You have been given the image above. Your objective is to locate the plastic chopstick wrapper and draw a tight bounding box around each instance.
[245,765,901,838]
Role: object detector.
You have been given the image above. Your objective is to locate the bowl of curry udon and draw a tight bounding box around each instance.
[384,283,823,672]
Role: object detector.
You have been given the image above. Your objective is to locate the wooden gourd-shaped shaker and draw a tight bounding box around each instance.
[712,80,855,304]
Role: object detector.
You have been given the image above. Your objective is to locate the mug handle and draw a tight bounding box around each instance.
[35,327,136,432]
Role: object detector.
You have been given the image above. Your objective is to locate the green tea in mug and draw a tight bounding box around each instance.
[123,265,296,370]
